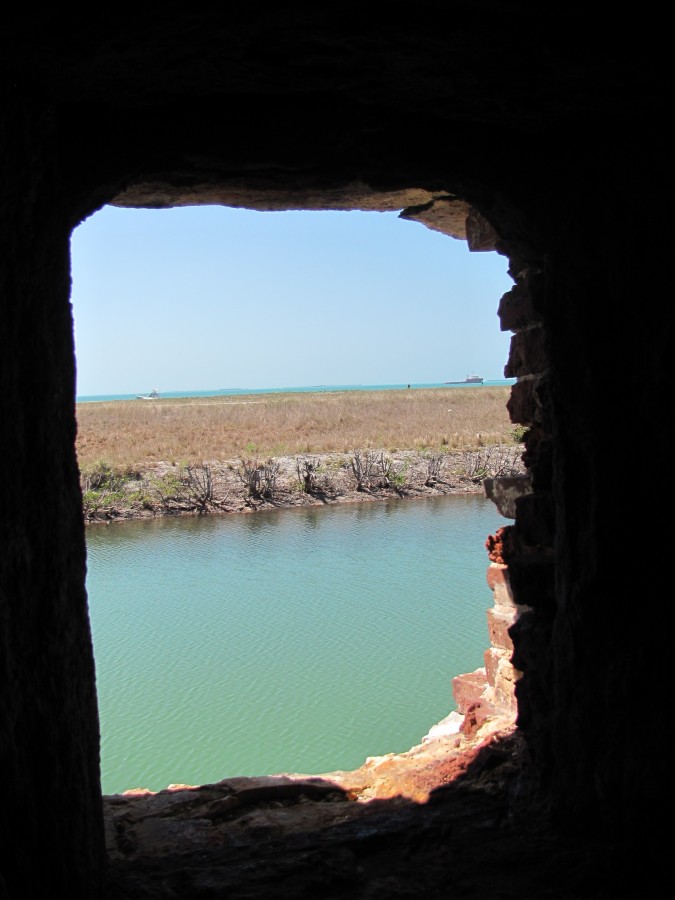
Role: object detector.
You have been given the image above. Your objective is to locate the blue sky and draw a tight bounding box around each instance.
[69,204,514,397]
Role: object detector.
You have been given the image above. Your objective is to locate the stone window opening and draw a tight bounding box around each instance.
[70,191,525,808]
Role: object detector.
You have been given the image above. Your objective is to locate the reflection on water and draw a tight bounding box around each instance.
[86,495,504,795]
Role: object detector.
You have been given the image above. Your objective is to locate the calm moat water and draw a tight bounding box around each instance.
[85,495,505,795]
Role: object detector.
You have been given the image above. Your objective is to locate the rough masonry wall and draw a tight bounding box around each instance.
[1,9,672,897]
[492,133,672,837]
[0,90,105,898]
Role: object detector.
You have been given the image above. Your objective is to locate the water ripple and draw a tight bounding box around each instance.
[86,495,504,793]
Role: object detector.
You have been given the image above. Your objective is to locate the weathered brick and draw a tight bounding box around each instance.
[484,476,532,522]
[486,563,517,608]
[507,378,540,426]
[452,669,488,715]
[505,326,548,378]
[498,281,538,331]
[483,647,502,686]
[487,606,516,652]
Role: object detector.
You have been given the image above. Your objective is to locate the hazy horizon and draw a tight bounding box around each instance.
[76,378,516,401]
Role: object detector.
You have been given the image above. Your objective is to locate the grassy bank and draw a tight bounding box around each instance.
[75,386,525,522]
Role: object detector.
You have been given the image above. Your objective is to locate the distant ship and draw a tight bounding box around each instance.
[444,375,484,385]
[136,389,160,400]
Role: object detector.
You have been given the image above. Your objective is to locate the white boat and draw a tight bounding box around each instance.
[136,389,160,400]
[443,375,484,385]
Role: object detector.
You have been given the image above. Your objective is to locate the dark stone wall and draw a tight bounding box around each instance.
[1,9,671,896]
[544,134,670,832]
[0,89,105,898]
[497,126,672,837]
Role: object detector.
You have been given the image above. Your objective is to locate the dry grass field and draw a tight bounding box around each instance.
[75,386,526,522]
[75,386,518,471]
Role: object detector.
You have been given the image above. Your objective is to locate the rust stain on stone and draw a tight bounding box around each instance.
[485,525,515,565]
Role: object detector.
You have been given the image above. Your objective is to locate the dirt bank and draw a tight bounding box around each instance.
[83,445,525,525]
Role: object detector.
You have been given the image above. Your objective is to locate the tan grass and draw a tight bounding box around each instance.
[75,387,516,474]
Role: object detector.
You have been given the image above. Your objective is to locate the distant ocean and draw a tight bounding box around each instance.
[76,380,516,404]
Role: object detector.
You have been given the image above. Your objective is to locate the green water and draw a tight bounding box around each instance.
[85,495,504,795]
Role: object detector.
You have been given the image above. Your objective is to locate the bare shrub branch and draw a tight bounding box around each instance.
[184,464,218,511]
[236,458,280,500]
[350,449,378,492]
[460,446,524,482]
[376,453,407,491]
[296,457,320,493]
[425,455,445,487]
